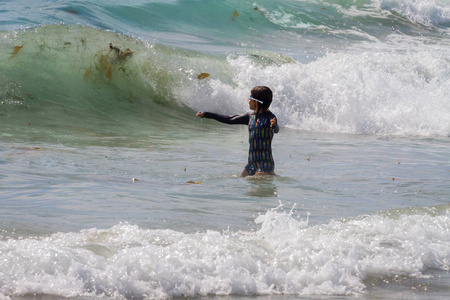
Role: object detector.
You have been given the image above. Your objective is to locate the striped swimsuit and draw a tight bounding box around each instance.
[203,111,278,175]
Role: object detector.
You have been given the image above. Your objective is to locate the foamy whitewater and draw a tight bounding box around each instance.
[0,0,449,299]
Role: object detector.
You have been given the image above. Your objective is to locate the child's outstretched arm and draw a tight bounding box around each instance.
[197,111,250,125]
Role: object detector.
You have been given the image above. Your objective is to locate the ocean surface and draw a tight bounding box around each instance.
[1,0,449,299]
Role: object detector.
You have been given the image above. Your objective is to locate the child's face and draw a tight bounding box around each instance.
[248,98,257,110]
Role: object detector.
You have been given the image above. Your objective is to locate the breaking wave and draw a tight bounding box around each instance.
[1,204,449,299]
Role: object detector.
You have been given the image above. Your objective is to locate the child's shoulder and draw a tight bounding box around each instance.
[264,110,276,118]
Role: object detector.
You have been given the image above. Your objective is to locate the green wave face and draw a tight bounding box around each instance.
[0,25,234,144]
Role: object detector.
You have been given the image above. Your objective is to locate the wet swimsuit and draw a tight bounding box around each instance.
[203,111,279,175]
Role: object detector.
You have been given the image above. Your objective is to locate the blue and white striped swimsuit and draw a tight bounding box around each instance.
[246,111,276,175]
[203,111,278,175]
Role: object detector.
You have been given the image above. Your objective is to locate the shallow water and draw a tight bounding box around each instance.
[2,125,449,299]
[1,0,450,299]
[2,126,448,232]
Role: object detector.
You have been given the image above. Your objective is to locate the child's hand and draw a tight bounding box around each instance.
[196,111,205,118]
[270,117,277,127]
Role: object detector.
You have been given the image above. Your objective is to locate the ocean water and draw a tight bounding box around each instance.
[0,0,449,299]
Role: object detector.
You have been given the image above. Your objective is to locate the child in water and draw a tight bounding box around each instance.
[196,86,279,177]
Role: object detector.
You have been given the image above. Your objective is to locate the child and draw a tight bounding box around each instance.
[196,86,279,177]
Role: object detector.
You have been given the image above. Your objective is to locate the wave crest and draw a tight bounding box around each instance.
[376,0,450,27]
[1,205,449,299]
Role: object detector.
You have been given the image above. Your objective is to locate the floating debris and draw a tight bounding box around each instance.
[197,73,210,80]
[233,10,239,18]
[109,43,134,61]
[132,178,139,182]
[10,43,26,59]
[7,93,23,102]
[91,43,135,80]
[118,66,130,76]
[253,6,266,15]
[106,67,112,80]
[187,180,203,184]
[84,69,92,79]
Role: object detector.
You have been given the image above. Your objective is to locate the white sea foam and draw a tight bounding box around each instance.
[375,0,450,27]
[252,4,315,29]
[1,205,449,299]
[189,48,449,137]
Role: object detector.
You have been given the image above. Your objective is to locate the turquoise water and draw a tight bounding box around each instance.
[1,0,449,299]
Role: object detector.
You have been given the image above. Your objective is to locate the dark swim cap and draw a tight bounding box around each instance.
[251,86,273,110]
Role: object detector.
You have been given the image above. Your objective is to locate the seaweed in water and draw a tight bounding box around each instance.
[89,43,134,80]
[197,73,210,80]
[109,43,134,61]
[84,69,92,79]
[10,43,26,59]
[105,67,113,80]
[186,180,203,184]
[232,10,239,21]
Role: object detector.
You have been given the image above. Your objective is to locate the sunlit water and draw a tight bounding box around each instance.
[1,0,449,299]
